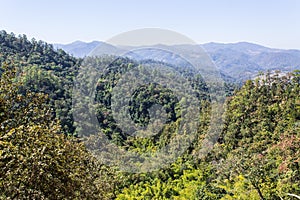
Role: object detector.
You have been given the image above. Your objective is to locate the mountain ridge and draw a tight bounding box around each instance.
[54,41,300,81]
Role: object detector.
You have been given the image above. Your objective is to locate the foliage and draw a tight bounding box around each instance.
[0,64,117,199]
[212,71,300,199]
[1,31,299,199]
[0,30,80,134]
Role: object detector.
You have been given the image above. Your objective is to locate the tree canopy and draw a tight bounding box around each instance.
[0,31,299,199]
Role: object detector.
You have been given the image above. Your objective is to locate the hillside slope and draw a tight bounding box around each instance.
[0,30,80,133]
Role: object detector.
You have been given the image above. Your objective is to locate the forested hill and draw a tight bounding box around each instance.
[115,71,300,199]
[0,30,78,70]
[0,30,80,133]
[0,31,299,199]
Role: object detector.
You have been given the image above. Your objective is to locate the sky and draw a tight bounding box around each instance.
[0,0,299,49]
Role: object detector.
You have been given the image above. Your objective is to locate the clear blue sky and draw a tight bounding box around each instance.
[0,0,299,49]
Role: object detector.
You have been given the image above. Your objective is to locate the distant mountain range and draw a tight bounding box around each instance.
[53,41,300,81]
[54,41,102,58]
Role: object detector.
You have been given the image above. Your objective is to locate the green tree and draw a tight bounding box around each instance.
[0,64,117,199]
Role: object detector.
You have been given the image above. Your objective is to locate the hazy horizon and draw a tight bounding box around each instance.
[54,39,299,50]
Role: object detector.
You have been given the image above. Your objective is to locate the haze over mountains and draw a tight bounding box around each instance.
[54,41,300,81]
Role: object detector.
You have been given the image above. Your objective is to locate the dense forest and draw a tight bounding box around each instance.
[0,31,299,199]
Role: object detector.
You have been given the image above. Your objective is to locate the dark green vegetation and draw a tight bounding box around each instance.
[0,31,117,199]
[1,31,299,199]
[0,30,79,134]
